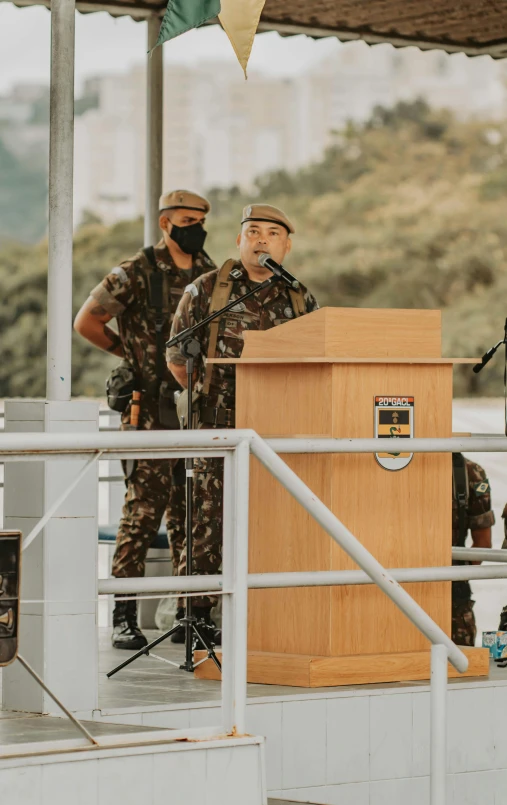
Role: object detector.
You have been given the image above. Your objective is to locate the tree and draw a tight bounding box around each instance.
[2,100,507,398]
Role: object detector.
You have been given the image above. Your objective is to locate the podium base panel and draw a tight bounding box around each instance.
[194,647,489,687]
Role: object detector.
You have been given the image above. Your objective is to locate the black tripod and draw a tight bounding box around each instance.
[107,272,284,679]
[473,317,507,436]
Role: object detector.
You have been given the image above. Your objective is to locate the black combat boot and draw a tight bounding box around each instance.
[170,606,186,644]
[499,606,507,631]
[192,606,221,651]
[112,598,148,651]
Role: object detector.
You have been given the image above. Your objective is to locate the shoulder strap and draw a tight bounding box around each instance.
[288,287,306,318]
[142,247,166,382]
[143,245,157,271]
[202,259,237,396]
[452,452,469,547]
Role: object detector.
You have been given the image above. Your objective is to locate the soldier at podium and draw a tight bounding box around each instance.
[167,203,319,630]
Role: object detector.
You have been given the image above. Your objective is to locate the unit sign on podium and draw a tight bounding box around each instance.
[374,395,414,471]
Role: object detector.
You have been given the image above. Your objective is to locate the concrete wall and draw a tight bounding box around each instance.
[0,736,265,805]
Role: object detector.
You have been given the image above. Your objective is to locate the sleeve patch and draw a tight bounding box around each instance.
[111,266,129,284]
[89,284,126,317]
[184,283,198,298]
[474,481,490,495]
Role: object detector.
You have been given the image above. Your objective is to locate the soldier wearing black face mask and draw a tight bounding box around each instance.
[74,189,216,650]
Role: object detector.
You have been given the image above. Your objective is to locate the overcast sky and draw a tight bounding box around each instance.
[0,3,340,94]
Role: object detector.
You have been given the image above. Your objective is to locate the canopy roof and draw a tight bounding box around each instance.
[7,0,507,58]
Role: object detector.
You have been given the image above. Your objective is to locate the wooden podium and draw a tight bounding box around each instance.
[196,308,489,686]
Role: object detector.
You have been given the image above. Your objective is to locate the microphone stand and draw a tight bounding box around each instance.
[472,318,507,436]
[107,270,286,679]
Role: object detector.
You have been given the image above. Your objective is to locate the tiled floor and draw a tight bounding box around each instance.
[98,628,507,711]
[0,709,162,745]
[100,627,336,709]
[1,627,506,748]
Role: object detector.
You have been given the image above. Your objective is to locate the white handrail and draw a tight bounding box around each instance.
[2,430,507,457]
[267,436,507,453]
[4,428,493,802]
[452,547,507,563]
[97,562,507,595]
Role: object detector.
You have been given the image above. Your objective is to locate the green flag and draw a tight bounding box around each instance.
[156,0,221,48]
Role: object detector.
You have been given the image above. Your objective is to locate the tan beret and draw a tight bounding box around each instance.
[241,203,295,234]
[159,189,210,214]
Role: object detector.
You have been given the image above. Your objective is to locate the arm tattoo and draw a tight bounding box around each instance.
[91,304,108,316]
[104,326,122,353]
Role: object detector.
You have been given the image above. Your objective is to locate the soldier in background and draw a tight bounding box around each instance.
[167,203,319,636]
[497,506,507,629]
[452,453,494,645]
[74,190,215,650]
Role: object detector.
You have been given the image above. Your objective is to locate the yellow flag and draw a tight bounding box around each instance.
[219,0,266,77]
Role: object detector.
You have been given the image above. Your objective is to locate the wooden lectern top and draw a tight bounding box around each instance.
[241,307,442,360]
[209,307,477,364]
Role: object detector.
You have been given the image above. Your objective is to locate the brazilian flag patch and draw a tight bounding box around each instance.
[474,481,489,495]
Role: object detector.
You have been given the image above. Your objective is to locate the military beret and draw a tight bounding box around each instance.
[241,203,295,234]
[159,189,210,214]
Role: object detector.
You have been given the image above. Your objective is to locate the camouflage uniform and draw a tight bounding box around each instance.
[90,241,215,586]
[168,260,319,606]
[501,504,507,550]
[497,505,507,629]
[452,457,495,646]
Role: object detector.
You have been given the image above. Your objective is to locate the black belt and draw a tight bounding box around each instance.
[199,406,235,427]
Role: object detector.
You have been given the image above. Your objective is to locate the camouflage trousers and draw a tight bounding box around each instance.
[177,457,223,608]
[451,597,477,647]
[112,457,224,610]
[112,458,186,606]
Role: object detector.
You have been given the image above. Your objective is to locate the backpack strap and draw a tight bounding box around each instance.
[288,287,306,318]
[202,259,237,396]
[452,452,469,547]
[142,246,166,382]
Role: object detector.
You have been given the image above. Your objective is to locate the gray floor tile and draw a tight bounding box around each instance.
[0,715,163,745]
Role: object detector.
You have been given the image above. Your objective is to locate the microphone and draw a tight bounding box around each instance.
[473,347,497,373]
[257,253,301,290]
[473,318,507,373]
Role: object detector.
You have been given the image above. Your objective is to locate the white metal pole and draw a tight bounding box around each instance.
[221,450,235,732]
[452,547,507,563]
[430,644,448,805]
[97,562,507,596]
[221,440,250,735]
[266,436,507,454]
[145,15,163,247]
[46,0,75,401]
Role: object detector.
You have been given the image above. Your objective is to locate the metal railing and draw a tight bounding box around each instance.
[2,430,507,802]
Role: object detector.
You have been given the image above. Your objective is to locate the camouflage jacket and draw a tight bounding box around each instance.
[90,240,215,429]
[501,503,507,548]
[167,260,319,412]
[452,457,495,545]
[452,456,495,600]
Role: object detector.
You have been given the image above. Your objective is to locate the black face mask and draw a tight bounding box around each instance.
[169,222,207,255]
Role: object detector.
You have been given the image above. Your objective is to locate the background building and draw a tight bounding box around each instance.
[2,41,507,228]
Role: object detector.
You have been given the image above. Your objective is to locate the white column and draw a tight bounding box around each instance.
[430,644,448,805]
[144,16,164,248]
[222,441,249,735]
[2,400,99,715]
[46,0,75,402]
